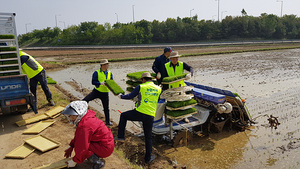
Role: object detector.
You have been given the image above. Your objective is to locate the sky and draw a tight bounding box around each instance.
[1,0,299,35]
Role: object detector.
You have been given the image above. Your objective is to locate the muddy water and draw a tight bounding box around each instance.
[48,49,300,168]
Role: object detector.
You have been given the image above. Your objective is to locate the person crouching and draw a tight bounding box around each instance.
[61,101,114,169]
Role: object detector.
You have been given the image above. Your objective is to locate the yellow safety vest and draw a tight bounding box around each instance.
[20,51,44,79]
[94,69,111,93]
[165,61,186,88]
[136,81,162,117]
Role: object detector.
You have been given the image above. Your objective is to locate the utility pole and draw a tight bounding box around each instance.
[190,9,194,18]
[55,14,61,27]
[25,23,31,33]
[215,0,220,21]
[132,5,135,23]
[277,0,283,17]
[115,13,119,23]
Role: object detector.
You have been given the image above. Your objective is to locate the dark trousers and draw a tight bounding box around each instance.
[118,109,154,162]
[83,89,110,123]
[30,69,52,100]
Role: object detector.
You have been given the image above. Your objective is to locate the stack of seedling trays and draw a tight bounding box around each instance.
[105,79,125,95]
[126,71,157,93]
[162,86,197,119]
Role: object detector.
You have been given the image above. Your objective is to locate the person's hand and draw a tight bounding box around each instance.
[185,73,192,80]
[66,159,77,168]
[64,146,73,158]
[117,93,123,99]
[156,72,161,80]
[100,82,105,86]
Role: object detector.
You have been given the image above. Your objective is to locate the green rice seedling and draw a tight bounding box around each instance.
[162,73,188,82]
[126,80,141,87]
[166,107,197,117]
[105,79,125,95]
[167,99,197,108]
[0,47,17,52]
[126,71,148,80]
[0,34,15,39]
[38,76,57,84]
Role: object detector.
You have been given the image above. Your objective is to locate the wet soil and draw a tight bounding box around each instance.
[1,45,300,169]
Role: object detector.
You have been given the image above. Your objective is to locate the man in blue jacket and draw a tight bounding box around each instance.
[152,47,172,85]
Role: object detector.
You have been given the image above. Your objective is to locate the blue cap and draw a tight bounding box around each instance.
[164,47,172,53]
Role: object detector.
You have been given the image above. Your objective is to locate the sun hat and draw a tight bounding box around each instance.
[141,72,152,79]
[169,51,181,58]
[100,59,109,65]
[61,101,88,125]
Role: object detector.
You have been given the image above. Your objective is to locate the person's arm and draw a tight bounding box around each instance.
[121,85,140,100]
[72,126,93,164]
[92,71,100,87]
[183,62,194,76]
[152,57,160,74]
[20,55,29,65]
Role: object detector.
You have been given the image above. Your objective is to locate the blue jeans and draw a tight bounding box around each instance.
[118,109,154,162]
[30,69,52,100]
[83,89,110,123]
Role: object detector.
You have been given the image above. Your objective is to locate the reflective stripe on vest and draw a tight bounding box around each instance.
[95,69,111,92]
[136,81,162,117]
[20,51,44,79]
[165,61,186,88]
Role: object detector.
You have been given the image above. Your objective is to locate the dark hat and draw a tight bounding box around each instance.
[164,47,173,53]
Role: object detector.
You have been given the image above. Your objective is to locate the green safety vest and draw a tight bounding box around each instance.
[20,51,44,79]
[94,69,111,93]
[136,81,162,117]
[165,61,186,88]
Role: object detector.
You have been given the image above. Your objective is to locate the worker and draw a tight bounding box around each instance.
[62,100,114,169]
[115,72,162,164]
[83,59,113,126]
[19,51,54,106]
[152,47,172,85]
[164,51,193,89]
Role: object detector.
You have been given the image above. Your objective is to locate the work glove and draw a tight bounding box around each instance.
[117,93,123,99]
[64,146,73,158]
[66,159,77,168]
[100,82,105,86]
[185,73,192,80]
[156,72,161,80]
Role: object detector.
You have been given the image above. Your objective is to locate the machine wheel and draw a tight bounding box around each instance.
[172,130,193,147]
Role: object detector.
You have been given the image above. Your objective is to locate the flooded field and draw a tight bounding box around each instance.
[47,49,300,168]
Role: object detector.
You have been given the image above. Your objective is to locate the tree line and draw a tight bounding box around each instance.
[19,13,300,46]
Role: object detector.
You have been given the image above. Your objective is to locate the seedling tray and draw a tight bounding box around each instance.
[24,135,60,152]
[105,79,125,95]
[5,143,35,159]
[23,120,55,134]
[166,104,197,111]
[161,73,188,84]
[166,108,197,119]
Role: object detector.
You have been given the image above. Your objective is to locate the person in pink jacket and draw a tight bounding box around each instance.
[61,101,114,169]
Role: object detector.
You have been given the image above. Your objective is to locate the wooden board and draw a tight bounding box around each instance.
[23,120,55,134]
[16,114,49,127]
[33,158,71,169]
[16,106,64,126]
[44,106,64,118]
[24,135,60,152]
[5,143,35,159]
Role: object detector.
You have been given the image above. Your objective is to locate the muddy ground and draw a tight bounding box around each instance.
[1,45,300,169]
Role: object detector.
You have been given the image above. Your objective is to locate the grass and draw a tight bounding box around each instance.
[0,34,14,39]
[162,73,188,82]
[166,107,197,117]
[127,71,149,80]
[167,99,197,108]
[105,79,125,95]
